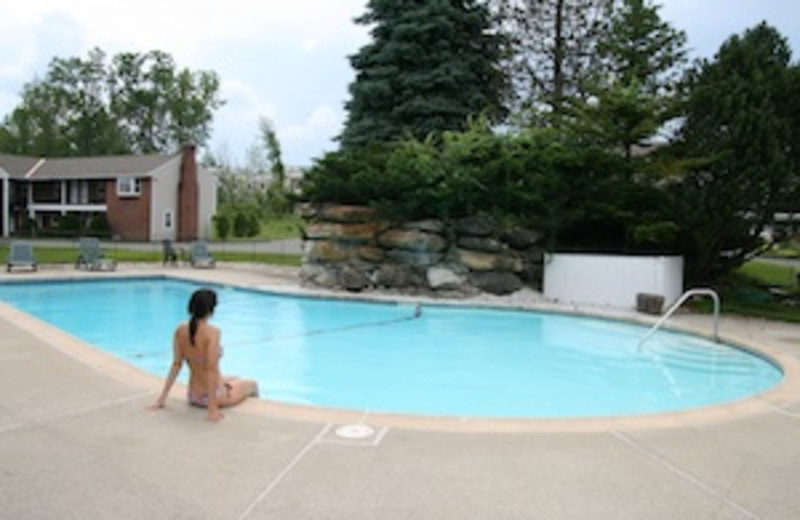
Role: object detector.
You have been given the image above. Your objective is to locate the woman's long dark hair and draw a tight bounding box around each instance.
[188,289,217,346]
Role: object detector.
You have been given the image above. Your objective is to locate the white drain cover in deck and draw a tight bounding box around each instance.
[335,424,375,439]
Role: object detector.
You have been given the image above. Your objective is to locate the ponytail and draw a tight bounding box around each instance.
[187,289,218,346]
[189,316,199,346]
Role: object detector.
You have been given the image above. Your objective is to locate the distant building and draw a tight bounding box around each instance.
[0,144,216,241]
[213,165,305,196]
[284,166,305,194]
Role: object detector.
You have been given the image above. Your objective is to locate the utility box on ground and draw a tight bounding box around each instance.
[636,293,665,315]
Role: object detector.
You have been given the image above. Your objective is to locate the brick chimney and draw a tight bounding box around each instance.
[177,143,199,241]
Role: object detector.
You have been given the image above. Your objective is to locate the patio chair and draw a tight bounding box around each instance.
[162,239,179,266]
[190,241,215,268]
[6,241,37,272]
[76,237,116,271]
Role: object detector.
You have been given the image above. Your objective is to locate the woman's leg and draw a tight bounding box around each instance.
[218,378,259,407]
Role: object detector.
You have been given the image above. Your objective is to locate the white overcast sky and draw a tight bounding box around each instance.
[0,1,798,167]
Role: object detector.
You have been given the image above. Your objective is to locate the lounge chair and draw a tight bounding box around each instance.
[190,241,215,268]
[162,239,178,266]
[6,241,37,272]
[76,237,116,271]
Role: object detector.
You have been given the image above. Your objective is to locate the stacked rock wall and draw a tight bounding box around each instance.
[300,204,543,296]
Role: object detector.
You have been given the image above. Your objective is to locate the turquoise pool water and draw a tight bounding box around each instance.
[0,277,783,418]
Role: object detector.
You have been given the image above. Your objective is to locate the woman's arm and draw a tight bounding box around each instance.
[150,329,183,409]
[205,328,223,422]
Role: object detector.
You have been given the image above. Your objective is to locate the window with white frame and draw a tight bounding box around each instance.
[164,210,173,230]
[116,177,141,197]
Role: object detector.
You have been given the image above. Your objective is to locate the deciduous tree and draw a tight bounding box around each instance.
[572,0,687,157]
[596,0,686,96]
[259,117,291,215]
[0,48,223,157]
[492,0,617,120]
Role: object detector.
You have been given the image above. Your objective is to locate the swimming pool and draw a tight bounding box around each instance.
[0,277,783,418]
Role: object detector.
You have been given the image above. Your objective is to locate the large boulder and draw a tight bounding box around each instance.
[304,222,380,243]
[378,229,447,253]
[404,219,446,234]
[500,227,543,250]
[427,265,468,290]
[455,249,523,272]
[517,249,545,286]
[299,263,338,288]
[374,264,417,288]
[308,240,351,262]
[318,204,377,223]
[456,215,495,237]
[457,236,505,253]
[297,202,319,220]
[471,271,524,295]
[358,246,386,263]
[386,249,444,267]
[339,264,371,292]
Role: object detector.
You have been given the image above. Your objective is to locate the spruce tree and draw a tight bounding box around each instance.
[672,22,796,282]
[340,0,507,149]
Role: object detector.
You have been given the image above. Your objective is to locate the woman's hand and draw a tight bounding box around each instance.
[148,399,165,411]
[207,407,224,422]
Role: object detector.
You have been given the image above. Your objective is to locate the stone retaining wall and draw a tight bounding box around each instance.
[299,204,543,295]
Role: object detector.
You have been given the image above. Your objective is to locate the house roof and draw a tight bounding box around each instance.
[0,153,180,181]
[0,155,43,179]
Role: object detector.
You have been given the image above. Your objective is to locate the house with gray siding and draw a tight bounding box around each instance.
[0,144,216,242]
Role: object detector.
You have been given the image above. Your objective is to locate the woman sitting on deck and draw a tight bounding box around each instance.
[150,288,258,422]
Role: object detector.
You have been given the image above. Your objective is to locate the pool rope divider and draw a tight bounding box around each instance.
[225,303,424,348]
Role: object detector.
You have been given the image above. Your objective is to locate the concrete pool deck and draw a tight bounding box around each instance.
[1,263,800,519]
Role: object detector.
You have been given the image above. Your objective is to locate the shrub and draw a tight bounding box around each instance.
[20,218,38,237]
[213,213,230,240]
[301,143,395,205]
[233,212,249,237]
[88,214,111,236]
[265,184,291,216]
[300,126,557,225]
[300,124,666,260]
[57,214,81,235]
[246,212,260,237]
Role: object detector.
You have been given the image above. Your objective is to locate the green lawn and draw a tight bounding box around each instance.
[736,259,798,288]
[2,214,305,267]
[1,244,301,267]
[214,214,304,242]
[706,259,800,323]
[766,239,800,258]
[259,215,304,240]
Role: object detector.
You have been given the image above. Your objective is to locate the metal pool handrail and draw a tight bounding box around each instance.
[638,288,720,352]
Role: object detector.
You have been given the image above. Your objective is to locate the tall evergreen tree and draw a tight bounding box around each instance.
[340,0,507,148]
[671,22,796,282]
[784,64,800,215]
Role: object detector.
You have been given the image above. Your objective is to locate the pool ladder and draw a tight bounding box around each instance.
[638,288,720,352]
